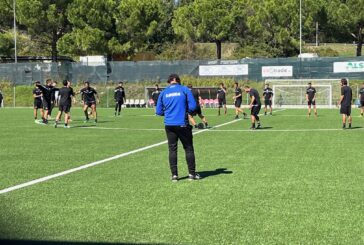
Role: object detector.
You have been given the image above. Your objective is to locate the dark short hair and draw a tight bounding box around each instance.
[234,82,238,86]
[219,83,224,86]
[187,84,192,88]
[63,80,68,86]
[244,85,250,89]
[35,81,40,84]
[167,74,181,84]
[84,81,90,85]
[341,78,348,85]
[308,82,312,85]
[119,81,123,84]
[155,84,159,87]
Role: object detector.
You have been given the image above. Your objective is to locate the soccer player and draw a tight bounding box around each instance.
[217,83,227,115]
[49,81,59,118]
[306,82,317,117]
[187,84,208,129]
[233,82,247,119]
[358,83,364,117]
[244,85,262,130]
[263,83,274,115]
[338,78,353,129]
[54,80,75,128]
[0,90,3,108]
[33,81,44,122]
[114,81,126,116]
[80,81,99,123]
[36,79,56,124]
[156,74,200,182]
[151,84,161,111]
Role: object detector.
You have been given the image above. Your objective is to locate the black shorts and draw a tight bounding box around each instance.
[340,105,351,116]
[264,99,272,106]
[43,99,51,110]
[34,100,43,109]
[218,98,226,107]
[59,104,71,113]
[190,106,202,116]
[360,101,364,107]
[251,105,261,116]
[308,100,316,106]
[85,101,96,107]
[235,99,242,108]
[116,99,124,105]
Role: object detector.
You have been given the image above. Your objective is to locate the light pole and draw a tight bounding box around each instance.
[299,0,302,56]
[13,0,17,64]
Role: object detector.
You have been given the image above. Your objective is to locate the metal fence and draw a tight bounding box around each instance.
[1,56,364,85]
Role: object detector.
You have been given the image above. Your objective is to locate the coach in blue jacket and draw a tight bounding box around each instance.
[156,74,201,182]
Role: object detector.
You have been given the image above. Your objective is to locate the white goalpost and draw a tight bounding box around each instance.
[266,79,347,109]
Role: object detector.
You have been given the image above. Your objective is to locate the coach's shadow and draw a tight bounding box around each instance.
[180,168,233,180]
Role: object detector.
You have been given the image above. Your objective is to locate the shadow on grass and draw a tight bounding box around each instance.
[257,126,273,130]
[346,126,363,130]
[179,168,233,180]
[0,240,168,245]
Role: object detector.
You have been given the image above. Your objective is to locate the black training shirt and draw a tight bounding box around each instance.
[341,86,352,106]
[59,87,74,105]
[249,89,261,106]
[263,88,273,100]
[36,84,54,101]
[114,86,125,100]
[359,87,364,101]
[235,88,242,100]
[33,88,43,101]
[217,87,226,100]
[306,87,316,100]
[80,87,97,102]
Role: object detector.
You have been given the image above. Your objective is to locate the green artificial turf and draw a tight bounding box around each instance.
[0,107,363,244]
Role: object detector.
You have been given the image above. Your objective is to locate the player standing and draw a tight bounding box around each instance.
[0,90,3,108]
[233,82,247,119]
[33,81,44,122]
[338,78,353,129]
[306,82,317,117]
[244,85,262,130]
[263,83,273,115]
[54,80,75,128]
[217,83,227,116]
[358,83,364,117]
[80,81,99,123]
[49,81,59,118]
[114,81,126,116]
[36,79,55,124]
[187,84,208,129]
[151,84,161,111]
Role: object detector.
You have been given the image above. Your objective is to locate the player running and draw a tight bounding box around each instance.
[33,81,44,122]
[233,82,247,119]
[217,83,227,116]
[187,84,208,129]
[244,85,262,130]
[338,78,353,129]
[306,82,317,117]
[358,83,364,117]
[114,81,126,116]
[54,80,75,128]
[263,83,273,115]
[80,81,99,123]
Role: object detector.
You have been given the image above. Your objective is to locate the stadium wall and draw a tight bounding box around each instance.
[1,57,364,84]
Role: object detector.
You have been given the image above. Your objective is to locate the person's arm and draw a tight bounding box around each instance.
[186,88,197,113]
[249,95,255,108]
[270,91,273,100]
[114,89,117,100]
[155,92,164,116]
[306,92,309,101]
[338,88,344,106]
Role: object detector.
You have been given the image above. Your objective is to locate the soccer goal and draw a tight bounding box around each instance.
[266,79,347,109]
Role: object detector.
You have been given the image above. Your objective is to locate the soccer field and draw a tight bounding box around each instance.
[0,108,363,244]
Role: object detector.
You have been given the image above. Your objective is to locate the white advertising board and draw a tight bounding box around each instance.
[199,64,248,76]
[333,61,364,73]
[262,66,293,77]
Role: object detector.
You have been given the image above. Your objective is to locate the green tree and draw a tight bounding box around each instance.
[16,0,72,61]
[173,0,237,59]
[113,0,175,58]
[327,0,364,56]
[58,0,117,57]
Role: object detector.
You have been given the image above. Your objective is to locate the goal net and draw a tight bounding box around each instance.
[266,79,347,109]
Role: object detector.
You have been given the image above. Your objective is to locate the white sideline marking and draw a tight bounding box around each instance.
[82,127,165,131]
[208,128,364,132]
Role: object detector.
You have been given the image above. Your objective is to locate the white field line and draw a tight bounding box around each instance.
[0,109,286,195]
[207,128,363,132]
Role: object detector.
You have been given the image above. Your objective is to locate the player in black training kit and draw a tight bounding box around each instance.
[114,81,126,116]
[233,82,247,119]
[151,84,161,112]
[358,83,364,117]
[80,81,99,123]
[338,78,353,129]
[244,86,262,130]
[187,84,208,129]
[217,83,227,115]
[33,81,44,122]
[263,83,273,115]
[49,80,59,118]
[55,80,75,128]
[36,79,56,124]
[306,83,317,117]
